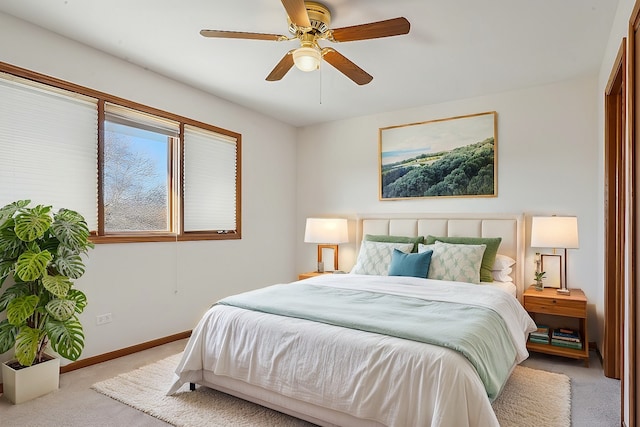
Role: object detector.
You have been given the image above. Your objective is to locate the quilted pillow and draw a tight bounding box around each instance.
[351,241,414,276]
[425,235,501,282]
[419,241,486,284]
[388,248,433,278]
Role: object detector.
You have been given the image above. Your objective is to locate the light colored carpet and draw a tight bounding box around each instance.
[92,353,571,427]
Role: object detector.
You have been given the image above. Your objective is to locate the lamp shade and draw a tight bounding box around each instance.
[293,46,321,72]
[304,218,348,244]
[531,216,579,249]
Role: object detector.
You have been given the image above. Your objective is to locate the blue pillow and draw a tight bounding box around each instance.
[388,248,433,278]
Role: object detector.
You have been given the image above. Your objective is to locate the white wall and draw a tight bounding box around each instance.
[0,13,298,367]
[296,75,601,339]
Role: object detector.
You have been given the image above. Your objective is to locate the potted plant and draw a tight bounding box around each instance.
[0,200,93,403]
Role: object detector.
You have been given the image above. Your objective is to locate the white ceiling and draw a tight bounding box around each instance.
[0,0,619,127]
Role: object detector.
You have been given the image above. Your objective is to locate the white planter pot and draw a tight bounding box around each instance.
[1,355,60,404]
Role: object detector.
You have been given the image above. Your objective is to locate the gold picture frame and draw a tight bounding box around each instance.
[379,111,497,200]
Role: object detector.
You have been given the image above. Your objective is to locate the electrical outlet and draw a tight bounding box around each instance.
[96,313,113,325]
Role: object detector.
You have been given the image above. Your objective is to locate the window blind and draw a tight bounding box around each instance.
[104,103,179,137]
[183,125,237,232]
[0,73,99,230]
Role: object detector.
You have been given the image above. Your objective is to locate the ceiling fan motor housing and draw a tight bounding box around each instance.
[288,1,331,36]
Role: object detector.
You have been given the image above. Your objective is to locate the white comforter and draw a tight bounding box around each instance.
[168,274,536,427]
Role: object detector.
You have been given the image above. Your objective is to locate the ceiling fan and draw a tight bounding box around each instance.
[200,0,410,85]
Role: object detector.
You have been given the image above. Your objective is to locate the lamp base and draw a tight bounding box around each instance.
[317,244,339,272]
[556,288,571,295]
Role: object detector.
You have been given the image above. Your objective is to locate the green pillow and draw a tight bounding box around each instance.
[365,234,424,253]
[388,248,433,278]
[425,235,502,282]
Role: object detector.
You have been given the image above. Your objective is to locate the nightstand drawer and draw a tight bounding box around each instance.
[524,296,586,317]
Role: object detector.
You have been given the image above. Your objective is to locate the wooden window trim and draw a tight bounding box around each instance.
[0,61,242,243]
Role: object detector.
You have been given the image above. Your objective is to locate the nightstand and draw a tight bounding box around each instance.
[523,287,589,366]
[298,271,332,280]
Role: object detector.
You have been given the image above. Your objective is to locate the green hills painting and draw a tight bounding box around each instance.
[379,112,497,199]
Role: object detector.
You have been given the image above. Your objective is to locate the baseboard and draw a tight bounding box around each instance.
[0,330,191,394]
[60,330,191,373]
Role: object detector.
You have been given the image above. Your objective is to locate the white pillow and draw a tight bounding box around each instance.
[492,267,513,282]
[351,241,414,276]
[492,254,516,271]
[419,241,486,284]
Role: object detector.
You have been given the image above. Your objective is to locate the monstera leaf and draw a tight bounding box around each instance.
[0,200,29,229]
[52,209,92,252]
[0,319,17,354]
[46,317,84,361]
[14,205,53,243]
[46,298,76,322]
[0,259,15,285]
[42,273,71,298]
[0,282,30,311]
[15,250,52,282]
[0,224,22,257]
[14,326,46,366]
[67,289,88,314]
[54,246,86,279]
[6,295,39,326]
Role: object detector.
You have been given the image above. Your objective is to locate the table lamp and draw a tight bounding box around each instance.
[304,218,348,272]
[531,216,579,295]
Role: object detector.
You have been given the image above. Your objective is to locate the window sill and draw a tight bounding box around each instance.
[89,232,240,244]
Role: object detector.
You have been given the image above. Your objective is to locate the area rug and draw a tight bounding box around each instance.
[92,353,571,427]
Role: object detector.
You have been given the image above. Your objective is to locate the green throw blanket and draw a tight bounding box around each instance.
[218,283,517,401]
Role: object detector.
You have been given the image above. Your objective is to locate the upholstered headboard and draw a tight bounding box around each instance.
[355,213,525,301]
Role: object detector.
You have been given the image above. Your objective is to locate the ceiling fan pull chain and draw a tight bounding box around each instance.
[319,62,322,105]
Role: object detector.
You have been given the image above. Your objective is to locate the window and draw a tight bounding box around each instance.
[0,63,241,243]
[103,103,177,233]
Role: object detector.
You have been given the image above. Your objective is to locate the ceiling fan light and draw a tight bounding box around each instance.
[293,46,321,72]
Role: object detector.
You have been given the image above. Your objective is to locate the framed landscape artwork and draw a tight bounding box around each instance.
[379,111,497,200]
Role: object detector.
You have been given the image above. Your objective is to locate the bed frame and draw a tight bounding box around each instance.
[187,212,525,426]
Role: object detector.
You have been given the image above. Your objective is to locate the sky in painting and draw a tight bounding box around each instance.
[381,113,495,165]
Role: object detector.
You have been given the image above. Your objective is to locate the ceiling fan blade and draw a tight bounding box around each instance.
[330,17,410,42]
[200,29,285,41]
[281,0,311,28]
[266,50,295,81]
[322,48,373,86]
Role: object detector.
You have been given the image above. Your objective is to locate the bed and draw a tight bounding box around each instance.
[168,213,536,427]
